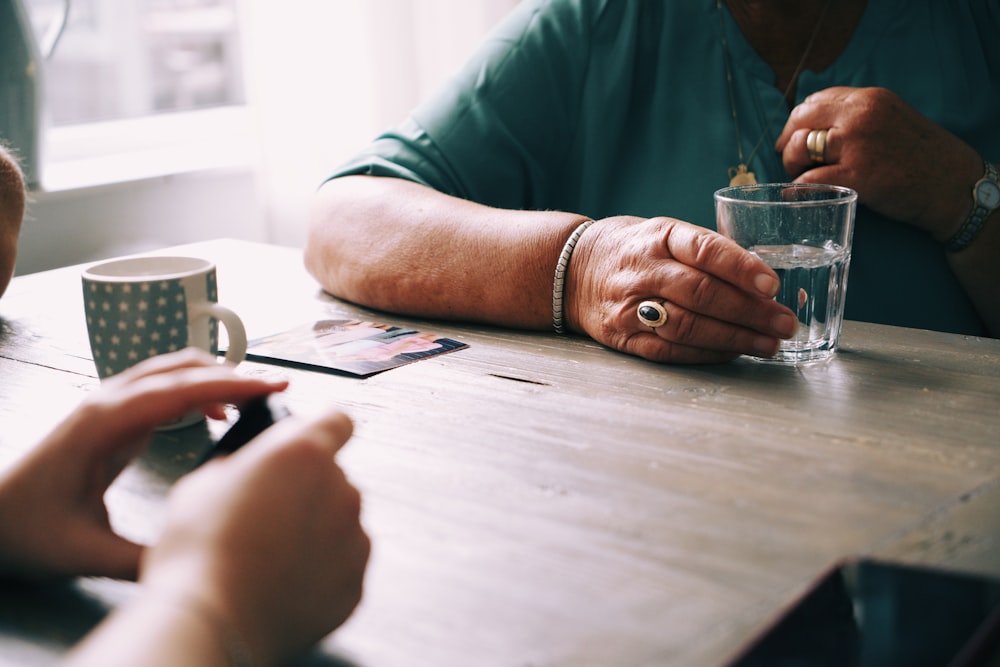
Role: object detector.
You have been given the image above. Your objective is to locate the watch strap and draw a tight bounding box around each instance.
[945,161,999,253]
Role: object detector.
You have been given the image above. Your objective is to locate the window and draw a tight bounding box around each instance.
[13,0,252,190]
[29,0,245,125]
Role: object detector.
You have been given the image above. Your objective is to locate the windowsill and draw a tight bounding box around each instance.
[36,107,259,195]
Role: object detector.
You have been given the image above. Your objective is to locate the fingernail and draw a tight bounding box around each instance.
[753,336,780,356]
[754,273,779,298]
[772,313,798,338]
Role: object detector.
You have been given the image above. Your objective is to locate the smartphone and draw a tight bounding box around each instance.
[725,557,1000,667]
[197,394,291,465]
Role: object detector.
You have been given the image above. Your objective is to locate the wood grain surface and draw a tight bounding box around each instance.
[1,239,998,667]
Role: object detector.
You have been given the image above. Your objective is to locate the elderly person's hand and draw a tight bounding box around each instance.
[565,216,799,364]
[775,86,985,243]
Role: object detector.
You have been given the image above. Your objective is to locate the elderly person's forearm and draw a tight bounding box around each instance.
[306,175,796,364]
[306,175,584,329]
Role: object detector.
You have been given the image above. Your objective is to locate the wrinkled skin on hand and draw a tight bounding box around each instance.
[565,216,799,364]
[776,86,983,240]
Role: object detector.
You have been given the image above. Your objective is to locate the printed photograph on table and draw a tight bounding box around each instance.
[245,319,468,377]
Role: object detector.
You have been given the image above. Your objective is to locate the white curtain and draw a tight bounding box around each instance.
[241,0,520,246]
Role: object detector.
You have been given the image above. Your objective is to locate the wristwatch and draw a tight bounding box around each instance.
[945,161,1000,253]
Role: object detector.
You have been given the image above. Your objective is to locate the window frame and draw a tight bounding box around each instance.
[41,105,257,191]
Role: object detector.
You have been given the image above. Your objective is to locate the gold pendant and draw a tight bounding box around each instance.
[728,164,757,186]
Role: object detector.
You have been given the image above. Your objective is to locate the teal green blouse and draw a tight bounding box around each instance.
[329,0,999,336]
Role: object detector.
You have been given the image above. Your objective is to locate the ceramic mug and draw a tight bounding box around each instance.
[82,256,247,426]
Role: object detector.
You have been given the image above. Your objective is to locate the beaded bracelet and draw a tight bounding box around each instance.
[552,219,595,334]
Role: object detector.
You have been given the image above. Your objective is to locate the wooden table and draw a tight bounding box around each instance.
[2,239,999,667]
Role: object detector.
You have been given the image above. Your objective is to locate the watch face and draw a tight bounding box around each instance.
[978,179,1000,209]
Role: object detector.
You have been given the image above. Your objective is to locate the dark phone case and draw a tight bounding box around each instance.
[724,557,1000,667]
[197,395,290,465]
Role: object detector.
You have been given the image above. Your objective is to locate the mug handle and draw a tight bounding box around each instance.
[203,303,247,365]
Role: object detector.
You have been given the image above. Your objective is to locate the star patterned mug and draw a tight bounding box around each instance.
[82,256,247,427]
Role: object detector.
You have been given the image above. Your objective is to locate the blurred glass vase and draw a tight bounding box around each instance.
[0,0,68,189]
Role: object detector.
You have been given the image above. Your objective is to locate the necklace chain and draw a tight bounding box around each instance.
[717,0,834,185]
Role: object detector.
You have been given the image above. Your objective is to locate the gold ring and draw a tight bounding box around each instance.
[637,301,668,329]
[806,128,829,163]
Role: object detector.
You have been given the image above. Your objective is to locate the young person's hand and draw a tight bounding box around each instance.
[0,348,289,580]
[61,368,370,667]
[137,407,369,665]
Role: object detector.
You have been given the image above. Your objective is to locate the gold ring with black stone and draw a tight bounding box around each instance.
[637,301,668,329]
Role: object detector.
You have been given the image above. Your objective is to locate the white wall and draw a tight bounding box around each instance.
[243,0,519,247]
[14,0,519,276]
